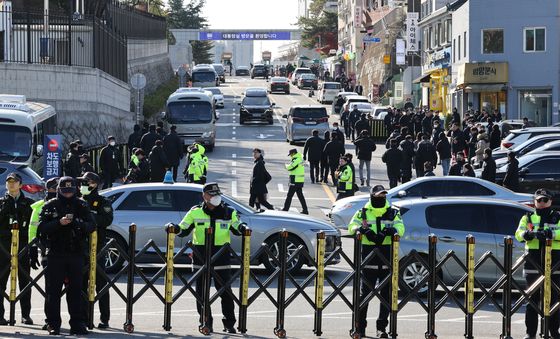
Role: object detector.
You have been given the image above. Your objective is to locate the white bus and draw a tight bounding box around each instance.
[0,95,57,173]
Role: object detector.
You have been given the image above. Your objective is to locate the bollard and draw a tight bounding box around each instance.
[123,223,136,333]
[425,234,438,339]
[163,224,175,331]
[274,230,288,338]
[543,239,552,339]
[87,230,98,329]
[9,221,19,326]
[389,234,400,339]
[350,232,363,339]
[238,228,252,334]
[199,227,214,335]
[464,235,475,339]
[500,237,513,339]
[313,231,326,336]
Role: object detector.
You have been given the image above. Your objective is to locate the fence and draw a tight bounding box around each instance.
[85,143,131,175]
[2,223,559,338]
[103,0,166,40]
[0,9,127,82]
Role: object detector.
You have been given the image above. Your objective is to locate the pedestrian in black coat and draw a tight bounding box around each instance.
[414,135,438,178]
[421,111,434,135]
[126,149,150,183]
[79,154,95,176]
[140,125,161,155]
[431,120,444,146]
[452,107,461,124]
[353,131,376,186]
[489,124,502,150]
[463,163,476,177]
[340,109,351,138]
[163,126,183,181]
[481,148,496,183]
[320,131,331,183]
[423,161,435,176]
[127,124,142,152]
[384,110,395,134]
[157,121,167,139]
[99,136,122,188]
[249,149,274,210]
[348,106,362,140]
[448,123,466,157]
[436,132,452,176]
[503,151,519,191]
[399,135,415,183]
[64,142,82,178]
[303,130,325,183]
[448,153,466,176]
[323,134,345,185]
[354,114,370,137]
[381,139,403,188]
[148,140,169,182]
[466,127,479,164]
[331,122,345,142]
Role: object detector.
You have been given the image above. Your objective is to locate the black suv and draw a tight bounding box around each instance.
[251,64,267,79]
[238,88,275,124]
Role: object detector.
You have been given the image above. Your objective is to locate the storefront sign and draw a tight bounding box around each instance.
[354,5,362,28]
[406,13,419,52]
[458,62,508,85]
[44,135,63,180]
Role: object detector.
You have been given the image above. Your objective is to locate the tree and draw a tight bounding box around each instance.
[296,0,337,54]
[191,41,214,64]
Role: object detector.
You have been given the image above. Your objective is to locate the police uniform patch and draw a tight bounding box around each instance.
[220,223,228,229]
[93,201,99,207]
[103,206,112,213]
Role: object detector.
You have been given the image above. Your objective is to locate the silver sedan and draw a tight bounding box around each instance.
[100,183,341,273]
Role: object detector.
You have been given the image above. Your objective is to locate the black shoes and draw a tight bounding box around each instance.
[98,321,109,329]
[223,325,237,334]
[377,329,389,338]
[301,210,309,215]
[70,326,89,335]
[0,318,7,326]
[48,326,60,335]
[21,316,34,325]
[42,323,49,330]
[523,335,536,339]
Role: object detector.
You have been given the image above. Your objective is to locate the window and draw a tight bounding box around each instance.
[174,190,204,211]
[105,192,124,205]
[453,38,456,62]
[524,27,546,52]
[428,26,434,49]
[445,20,452,43]
[445,181,495,196]
[527,158,560,174]
[117,190,175,211]
[458,35,461,60]
[426,204,489,233]
[482,29,504,54]
[463,32,467,57]
[405,181,447,197]
[436,22,442,46]
[490,206,528,235]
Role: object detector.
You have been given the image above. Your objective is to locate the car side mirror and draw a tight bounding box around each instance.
[397,190,407,198]
[237,102,241,106]
[271,103,276,106]
[282,114,288,119]
[35,144,43,157]
[519,167,529,175]
[160,111,166,120]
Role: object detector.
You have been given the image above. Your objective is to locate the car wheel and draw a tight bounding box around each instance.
[400,254,430,296]
[285,90,290,94]
[289,140,296,145]
[104,231,128,274]
[263,234,306,274]
[240,119,245,125]
[267,119,273,125]
[206,145,214,152]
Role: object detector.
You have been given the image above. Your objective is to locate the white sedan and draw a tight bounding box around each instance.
[206,87,224,108]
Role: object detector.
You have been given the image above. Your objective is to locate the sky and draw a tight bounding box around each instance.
[201,0,300,60]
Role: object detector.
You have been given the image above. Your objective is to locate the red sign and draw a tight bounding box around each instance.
[48,138,59,152]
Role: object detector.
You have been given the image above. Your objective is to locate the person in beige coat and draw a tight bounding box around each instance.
[474,132,489,167]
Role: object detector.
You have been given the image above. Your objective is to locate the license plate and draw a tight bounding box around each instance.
[252,114,262,117]
[305,121,316,125]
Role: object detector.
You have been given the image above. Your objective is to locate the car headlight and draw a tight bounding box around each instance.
[201,131,214,138]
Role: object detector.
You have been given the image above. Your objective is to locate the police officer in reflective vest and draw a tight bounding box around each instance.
[0,173,35,325]
[336,155,354,201]
[78,172,114,329]
[184,143,206,184]
[348,185,405,338]
[38,176,95,335]
[282,148,308,214]
[515,189,560,339]
[167,182,247,334]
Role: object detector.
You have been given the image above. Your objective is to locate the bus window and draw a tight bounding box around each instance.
[167,101,213,124]
[0,125,32,162]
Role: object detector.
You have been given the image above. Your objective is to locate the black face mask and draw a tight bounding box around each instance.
[46,192,57,200]
[370,196,386,208]
[536,207,551,217]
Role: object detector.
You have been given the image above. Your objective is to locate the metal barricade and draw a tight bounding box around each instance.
[367,119,388,142]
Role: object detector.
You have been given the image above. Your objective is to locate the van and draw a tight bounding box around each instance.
[212,64,226,83]
[290,67,312,85]
[191,67,219,88]
[317,82,341,104]
[283,105,329,144]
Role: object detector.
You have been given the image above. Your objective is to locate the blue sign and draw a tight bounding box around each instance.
[198,31,292,41]
[43,134,63,180]
[363,36,381,43]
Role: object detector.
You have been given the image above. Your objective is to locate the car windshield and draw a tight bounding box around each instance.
[0,125,32,161]
[351,103,372,110]
[167,101,213,124]
[271,77,287,82]
[324,83,341,89]
[212,65,224,74]
[207,88,222,95]
[301,74,316,79]
[293,108,327,118]
[243,96,270,106]
[192,71,215,82]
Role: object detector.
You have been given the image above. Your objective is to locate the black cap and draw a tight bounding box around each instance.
[535,189,553,200]
[370,185,387,196]
[253,148,262,153]
[6,172,22,182]
[288,148,297,156]
[107,135,115,141]
[45,177,59,190]
[58,176,76,194]
[79,172,100,185]
[79,153,89,159]
[202,182,221,196]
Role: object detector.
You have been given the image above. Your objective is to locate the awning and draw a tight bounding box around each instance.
[413,74,431,83]
[464,84,507,92]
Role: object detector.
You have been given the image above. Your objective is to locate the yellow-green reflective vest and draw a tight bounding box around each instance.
[515,212,560,250]
[348,201,405,245]
[285,152,304,184]
[178,205,241,245]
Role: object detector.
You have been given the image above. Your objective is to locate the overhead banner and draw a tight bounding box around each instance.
[406,12,419,52]
[198,31,292,40]
[396,39,406,65]
[44,134,63,180]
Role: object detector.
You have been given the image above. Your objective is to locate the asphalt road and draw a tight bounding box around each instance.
[0,77,530,338]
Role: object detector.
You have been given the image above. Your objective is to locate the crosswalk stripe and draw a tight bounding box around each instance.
[278,183,285,192]
[231,180,237,197]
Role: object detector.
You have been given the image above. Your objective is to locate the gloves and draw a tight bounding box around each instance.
[374,230,386,245]
[522,230,535,241]
[535,231,547,241]
[165,223,180,234]
[544,229,554,240]
[384,227,398,236]
[29,246,40,270]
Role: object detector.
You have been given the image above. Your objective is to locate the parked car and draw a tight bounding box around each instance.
[395,197,531,293]
[251,64,268,79]
[297,74,318,89]
[205,87,224,108]
[477,119,537,138]
[269,77,290,94]
[494,140,560,168]
[238,88,274,125]
[331,92,359,115]
[211,64,226,83]
[491,133,560,161]
[341,95,369,113]
[499,127,560,150]
[0,162,45,200]
[317,82,341,104]
[348,102,374,115]
[100,183,341,274]
[290,67,313,85]
[283,105,329,144]
[328,176,533,229]
[372,106,391,119]
[236,66,250,76]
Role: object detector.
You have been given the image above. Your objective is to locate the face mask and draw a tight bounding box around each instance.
[80,185,92,196]
[370,196,386,208]
[109,141,116,146]
[536,207,551,217]
[209,195,222,206]
[46,192,57,200]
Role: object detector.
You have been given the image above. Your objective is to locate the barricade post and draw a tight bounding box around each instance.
[163,224,176,331]
[123,223,137,333]
[350,232,363,339]
[199,227,214,335]
[500,236,513,339]
[274,230,288,338]
[390,234,400,339]
[87,230,98,329]
[543,239,552,338]
[313,231,326,336]
[8,221,18,326]
[238,227,252,334]
[425,234,438,339]
[464,235,475,339]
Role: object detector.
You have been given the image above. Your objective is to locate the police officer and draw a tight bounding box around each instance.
[348,185,405,338]
[0,173,35,325]
[28,177,59,330]
[78,172,114,329]
[184,144,206,184]
[336,155,354,201]
[167,183,247,334]
[282,148,309,214]
[38,176,95,335]
[515,189,560,339]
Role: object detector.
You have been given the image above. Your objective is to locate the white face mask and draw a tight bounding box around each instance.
[109,141,116,146]
[209,195,222,206]
[80,185,91,196]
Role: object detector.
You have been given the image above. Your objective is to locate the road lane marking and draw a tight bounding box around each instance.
[232,154,236,158]
[232,169,237,175]
[232,180,237,197]
[278,183,285,192]
[232,131,236,135]
[232,137,236,140]
[321,183,336,203]
[231,161,237,167]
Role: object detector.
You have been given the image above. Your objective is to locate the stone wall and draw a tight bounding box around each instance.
[0,63,133,149]
[127,38,173,95]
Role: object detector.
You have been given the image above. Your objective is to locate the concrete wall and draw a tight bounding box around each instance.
[0,63,133,148]
[127,38,173,94]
